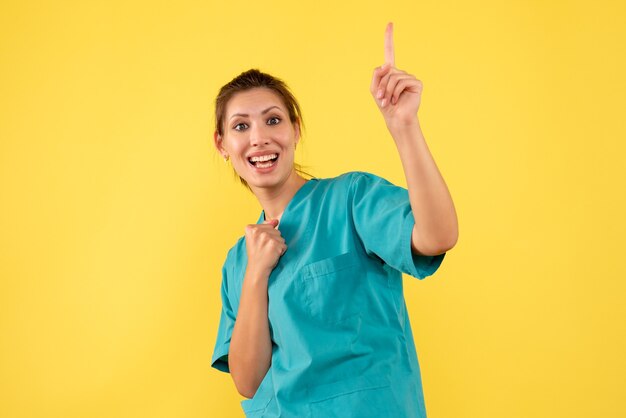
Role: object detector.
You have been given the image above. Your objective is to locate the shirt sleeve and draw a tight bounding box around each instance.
[211,259,236,373]
[349,171,446,279]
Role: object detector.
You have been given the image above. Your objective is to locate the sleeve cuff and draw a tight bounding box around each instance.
[401,212,446,279]
[211,344,230,373]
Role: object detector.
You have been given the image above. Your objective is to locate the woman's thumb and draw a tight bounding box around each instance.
[264,218,279,227]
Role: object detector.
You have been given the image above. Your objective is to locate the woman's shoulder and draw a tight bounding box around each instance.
[320,171,393,194]
[315,170,385,188]
[307,172,395,203]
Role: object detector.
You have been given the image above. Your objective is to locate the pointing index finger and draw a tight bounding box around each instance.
[384,22,395,66]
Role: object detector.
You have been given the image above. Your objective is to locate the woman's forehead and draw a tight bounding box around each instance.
[226,88,286,117]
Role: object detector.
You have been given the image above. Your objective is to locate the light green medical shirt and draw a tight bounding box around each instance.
[211,171,446,417]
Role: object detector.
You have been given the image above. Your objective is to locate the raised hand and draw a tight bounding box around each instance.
[370,22,423,128]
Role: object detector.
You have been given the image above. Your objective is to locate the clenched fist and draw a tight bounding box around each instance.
[244,218,287,279]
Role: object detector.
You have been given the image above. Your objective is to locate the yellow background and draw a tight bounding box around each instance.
[1,0,624,417]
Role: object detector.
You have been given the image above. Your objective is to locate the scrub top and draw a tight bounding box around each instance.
[211,171,446,418]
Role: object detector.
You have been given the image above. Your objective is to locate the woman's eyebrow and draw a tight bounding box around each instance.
[229,106,282,120]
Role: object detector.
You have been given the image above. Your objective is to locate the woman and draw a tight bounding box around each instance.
[211,23,458,418]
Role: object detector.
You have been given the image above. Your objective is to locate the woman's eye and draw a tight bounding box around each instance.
[234,123,248,131]
[267,117,281,125]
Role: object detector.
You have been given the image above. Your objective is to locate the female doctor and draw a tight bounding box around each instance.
[211,22,458,418]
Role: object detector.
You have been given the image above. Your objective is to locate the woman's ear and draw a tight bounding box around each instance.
[214,131,228,159]
[294,118,301,147]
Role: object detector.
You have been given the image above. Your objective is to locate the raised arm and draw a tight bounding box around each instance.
[370,22,458,256]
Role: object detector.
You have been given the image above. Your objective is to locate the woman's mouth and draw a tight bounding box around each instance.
[247,153,279,170]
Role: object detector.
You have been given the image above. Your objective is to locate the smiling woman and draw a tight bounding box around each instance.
[213,70,313,193]
[210,22,458,418]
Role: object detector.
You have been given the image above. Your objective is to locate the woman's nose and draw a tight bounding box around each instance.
[249,123,271,146]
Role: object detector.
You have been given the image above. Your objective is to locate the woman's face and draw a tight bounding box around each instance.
[216,87,300,190]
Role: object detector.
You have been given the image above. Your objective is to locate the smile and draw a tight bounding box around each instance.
[248,153,279,170]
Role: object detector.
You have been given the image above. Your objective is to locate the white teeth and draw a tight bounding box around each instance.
[249,153,278,162]
[255,160,275,169]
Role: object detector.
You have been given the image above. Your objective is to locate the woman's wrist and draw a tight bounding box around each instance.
[386,116,422,140]
[244,265,271,284]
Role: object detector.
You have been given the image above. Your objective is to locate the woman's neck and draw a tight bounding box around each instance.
[252,171,307,221]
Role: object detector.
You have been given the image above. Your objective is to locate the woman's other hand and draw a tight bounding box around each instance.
[370,22,423,129]
[244,218,287,278]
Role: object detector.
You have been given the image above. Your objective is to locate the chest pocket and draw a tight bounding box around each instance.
[297,251,364,324]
